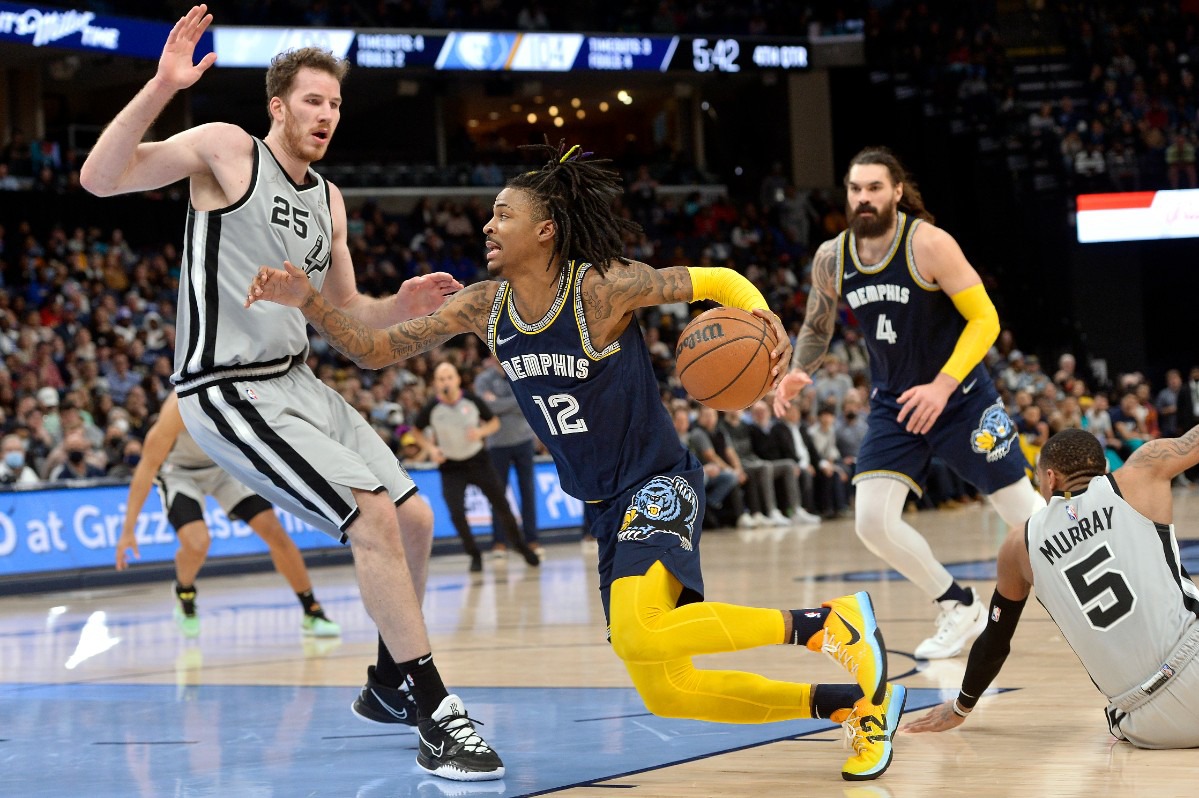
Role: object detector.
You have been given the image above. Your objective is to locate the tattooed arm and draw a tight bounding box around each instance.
[1114,424,1199,523]
[772,240,839,416]
[246,260,493,369]
[583,260,790,372]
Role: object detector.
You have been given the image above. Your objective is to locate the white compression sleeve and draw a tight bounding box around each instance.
[854,477,954,600]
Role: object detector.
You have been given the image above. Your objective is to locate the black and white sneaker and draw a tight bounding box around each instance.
[351,666,417,729]
[416,694,505,781]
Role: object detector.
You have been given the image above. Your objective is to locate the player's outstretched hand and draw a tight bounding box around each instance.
[753,309,792,389]
[772,370,812,416]
[246,261,314,309]
[157,5,217,92]
[902,700,968,734]
[397,272,462,318]
[115,529,139,571]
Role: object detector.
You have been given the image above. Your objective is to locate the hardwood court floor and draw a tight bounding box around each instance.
[2,493,1196,798]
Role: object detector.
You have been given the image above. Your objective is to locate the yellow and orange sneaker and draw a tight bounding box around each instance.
[808,591,887,705]
[833,683,907,781]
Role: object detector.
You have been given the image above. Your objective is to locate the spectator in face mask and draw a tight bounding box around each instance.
[47,430,105,481]
[105,438,143,480]
[0,434,39,485]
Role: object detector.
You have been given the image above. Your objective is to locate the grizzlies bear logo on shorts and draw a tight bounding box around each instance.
[617,475,699,551]
[970,398,1017,462]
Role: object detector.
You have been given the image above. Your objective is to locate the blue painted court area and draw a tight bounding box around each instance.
[815,539,1199,584]
[0,682,950,797]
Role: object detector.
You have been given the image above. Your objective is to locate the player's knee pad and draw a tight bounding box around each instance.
[987,478,1046,528]
[852,477,909,551]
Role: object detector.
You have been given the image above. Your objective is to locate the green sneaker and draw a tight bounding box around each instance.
[174,605,200,639]
[302,613,341,638]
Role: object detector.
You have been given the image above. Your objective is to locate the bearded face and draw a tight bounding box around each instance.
[847,194,898,238]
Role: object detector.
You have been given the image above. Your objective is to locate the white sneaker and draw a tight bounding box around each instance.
[914,588,988,659]
[736,513,759,529]
[793,508,823,525]
[766,509,790,526]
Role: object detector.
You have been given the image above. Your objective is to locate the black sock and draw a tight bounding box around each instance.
[788,608,831,645]
[811,684,865,719]
[936,582,972,605]
[297,590,324,617]
[374,635,405,688]
[175,582,197,616]
[400,653,450,719]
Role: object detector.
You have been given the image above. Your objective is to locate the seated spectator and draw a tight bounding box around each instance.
[0,433,39,485]
[1166,131,1197,189]
[45,430,104,481]
[756,399,822,524]
[807,405,850,518]
[674,406,743,527]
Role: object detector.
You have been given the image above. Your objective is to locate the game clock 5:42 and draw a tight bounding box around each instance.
[690,37,742,72]
[678,36,811,73]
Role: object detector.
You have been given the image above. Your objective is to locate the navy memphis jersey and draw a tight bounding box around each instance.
[836,211,986,394]
[484,260,691,501]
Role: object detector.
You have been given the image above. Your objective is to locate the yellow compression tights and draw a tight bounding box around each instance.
[609,561,814,724]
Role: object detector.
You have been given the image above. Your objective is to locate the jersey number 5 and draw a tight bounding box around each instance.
[1063,543,1137,630]
[531,393,588,436]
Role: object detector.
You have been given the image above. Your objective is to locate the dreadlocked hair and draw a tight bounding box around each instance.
[1039,428,1107,482]
[846,146,935,224]
[505,139,642,275]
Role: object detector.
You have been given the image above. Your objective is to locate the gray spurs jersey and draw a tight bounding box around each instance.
[173,137,333,390]
[1026,473,1199,698]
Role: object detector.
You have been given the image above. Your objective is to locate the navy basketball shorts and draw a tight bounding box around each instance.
[587,465,707,624]
[854,380,1030,497]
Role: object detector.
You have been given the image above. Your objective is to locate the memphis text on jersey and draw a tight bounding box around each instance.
[1037,503,1116,564]
[499,352,590,382]
[844,283,911,309]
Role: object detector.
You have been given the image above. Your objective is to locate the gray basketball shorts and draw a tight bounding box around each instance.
[157,463,257,519]
[176,364,417,542]
[1106,626,1199,749]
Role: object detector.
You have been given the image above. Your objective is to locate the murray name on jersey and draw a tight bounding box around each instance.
[499,352,590,382]
[844,283,911,309]
[1037,503,1115,564]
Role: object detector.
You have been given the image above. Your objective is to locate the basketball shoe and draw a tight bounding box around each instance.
[834,683,907,781]
[808,591,887,705]
[351,665,417,729]
[173,583,199,639]
[914,588,988,659]
[416,694,505,781]
[301,612,341,638]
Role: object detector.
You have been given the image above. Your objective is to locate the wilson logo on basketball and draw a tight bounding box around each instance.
[678,322,725,350]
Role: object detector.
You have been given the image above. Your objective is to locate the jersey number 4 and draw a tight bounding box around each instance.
[1063,543,1137,630]
[875,314,897,344]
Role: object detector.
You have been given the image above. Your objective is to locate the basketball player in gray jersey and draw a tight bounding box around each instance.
[81,6,502,781]
[116,392,340,640]
[906,427,1199,748]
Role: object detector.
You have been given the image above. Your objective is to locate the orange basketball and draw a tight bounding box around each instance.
[674,307,778,411]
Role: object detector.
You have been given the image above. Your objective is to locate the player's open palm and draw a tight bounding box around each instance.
[772,370,812,416]
[157,5,217,92]
[246,261,313,309]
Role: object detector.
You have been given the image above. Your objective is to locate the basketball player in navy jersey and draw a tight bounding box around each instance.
[249,141,909,780]
[773,147,1045,660]
[81,6,501,781]
[906,427,1199,748]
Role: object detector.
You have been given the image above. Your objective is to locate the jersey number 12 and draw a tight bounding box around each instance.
[531,393,588,436]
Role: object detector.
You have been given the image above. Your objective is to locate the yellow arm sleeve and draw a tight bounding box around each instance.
[941,283,1000,383]
[687,266,769,312]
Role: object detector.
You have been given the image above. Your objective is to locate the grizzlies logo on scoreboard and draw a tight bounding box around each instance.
[970,398,1017,462]
[618,475,699,551]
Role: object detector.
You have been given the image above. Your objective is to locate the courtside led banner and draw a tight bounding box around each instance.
[0,1,192,59]
[1076,189,1199,243]
[0,462,582,579]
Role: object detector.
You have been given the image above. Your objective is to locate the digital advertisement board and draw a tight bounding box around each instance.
[0,1,186,59]
[0,462,583,580]
[1076,189,1199,243]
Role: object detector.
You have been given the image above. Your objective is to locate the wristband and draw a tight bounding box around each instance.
[952,697,972,717]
